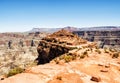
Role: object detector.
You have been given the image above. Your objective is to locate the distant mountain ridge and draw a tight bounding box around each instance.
[28,28,61,33]
[79,26,120,31]
[28,26,120,33]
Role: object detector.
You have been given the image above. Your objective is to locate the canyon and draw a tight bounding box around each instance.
[0,27,120,83]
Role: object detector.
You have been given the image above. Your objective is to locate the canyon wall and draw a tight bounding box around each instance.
[73,30,120,49]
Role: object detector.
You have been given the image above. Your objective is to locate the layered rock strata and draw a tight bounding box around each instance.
[36,29,87,64]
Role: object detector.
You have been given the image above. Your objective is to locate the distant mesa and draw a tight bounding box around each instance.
[28,28,61,33]
[79,26,120,31]
[28,26,120,33]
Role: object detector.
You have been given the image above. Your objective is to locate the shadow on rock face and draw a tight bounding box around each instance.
[36,42,69,64]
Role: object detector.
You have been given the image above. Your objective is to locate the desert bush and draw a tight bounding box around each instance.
[53,58,60,64]
[80,54,85,59]
[80,51,88,59]
[112,52,119,58]
[95,46,99,49]
[95,49,101,54]
[90,48,93,52]
[83,51,88,55]
[78,47,82,50]
[82,46,87,49]
[69,47,78,50]
[104,48,109,53]
[58,53,77,63]
[7,67,24,77]
[109,48,117,52]
[86,48,90,51]
[26,61,38,67]
[59,55,64,60]
[64,55,73,62]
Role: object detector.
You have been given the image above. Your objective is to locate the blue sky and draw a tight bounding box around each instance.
[0,0,120,32]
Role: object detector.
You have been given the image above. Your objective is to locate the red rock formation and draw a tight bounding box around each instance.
[36,29,87,64]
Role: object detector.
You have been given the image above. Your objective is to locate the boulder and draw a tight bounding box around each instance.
[90,76,101,82]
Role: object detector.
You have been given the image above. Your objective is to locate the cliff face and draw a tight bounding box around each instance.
[36,29,87,64]
[0,32,49,76]
[73,30,120,49]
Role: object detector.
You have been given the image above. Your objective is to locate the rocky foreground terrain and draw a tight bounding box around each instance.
[0,30,120,83]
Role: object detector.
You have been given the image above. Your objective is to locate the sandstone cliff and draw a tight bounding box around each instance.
[36,29,87,64]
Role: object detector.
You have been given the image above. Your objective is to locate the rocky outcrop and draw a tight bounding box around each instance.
[90,76,101,82]
[36,29,87,64]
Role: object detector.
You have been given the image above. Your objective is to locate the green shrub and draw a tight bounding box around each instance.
[64,55,72,62]
[56,53,76,63]
[62,53,77,62]
[7,67,24,77]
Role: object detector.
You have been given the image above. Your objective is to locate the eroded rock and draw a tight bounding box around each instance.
[36,30,87,64]
[90,76,101,82]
